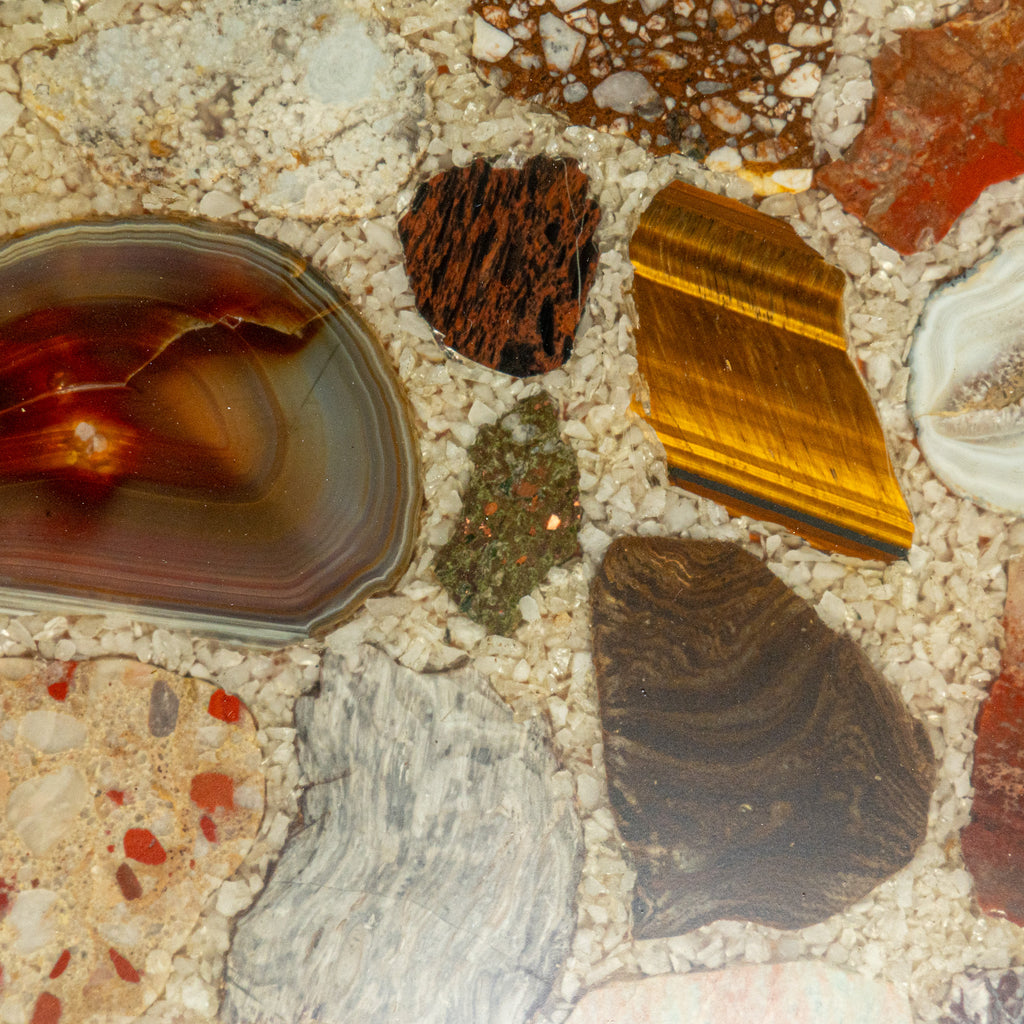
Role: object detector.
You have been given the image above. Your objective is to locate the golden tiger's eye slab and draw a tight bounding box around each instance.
[0,219,421,645]
[630,181,913,560]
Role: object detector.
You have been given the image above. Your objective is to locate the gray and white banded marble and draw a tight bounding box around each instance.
[223,645,583,1024]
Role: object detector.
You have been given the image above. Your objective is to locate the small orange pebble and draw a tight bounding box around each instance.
[513,481,538,498]
[483,501,499,516]
[108,949,140,984]
[106,790,125,806]
[545,515,561,530]
[200,815,218,843]
[147,138,174,158]
[190,772,235,814]
[123,828,166,866]
[208,689,241,723]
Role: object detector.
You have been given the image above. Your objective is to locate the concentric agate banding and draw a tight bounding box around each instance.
[0,218,421,644]
[909,228,1024,514]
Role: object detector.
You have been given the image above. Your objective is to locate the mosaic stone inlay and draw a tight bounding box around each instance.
[399,155,600,377]
[470,0,839,193]
[0,658,263,1024]
[591,536,935,937]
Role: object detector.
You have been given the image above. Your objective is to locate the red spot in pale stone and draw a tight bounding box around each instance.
[46,661,77,702]
[30,993,61,1024]
[0,878,14,920]
[106,845,115,853]
[108,948,140,984]
[115,862,143,901]
[106,789,125,806]
[190,772,234,813]
[208,688,241,723]
[200,815,218,843]
[49,949,71,979]
[123,828,166,865]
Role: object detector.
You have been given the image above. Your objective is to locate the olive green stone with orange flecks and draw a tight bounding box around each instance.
[435,392,581,636]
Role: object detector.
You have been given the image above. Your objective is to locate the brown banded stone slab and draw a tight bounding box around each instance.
[399,155,600,376]
[591,536,935,937]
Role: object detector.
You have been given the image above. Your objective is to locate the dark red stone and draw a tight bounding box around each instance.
[29,993,61,1024]
[108,949,140,984]
[200,815,218,843]
[190,772,234,813]
[399,156,600,377]
[48,950,70,980]
[962,555,1024,923]
[115,862,143,901]
[816,0,1024,254]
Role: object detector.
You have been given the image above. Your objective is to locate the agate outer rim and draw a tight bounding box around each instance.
[908,226,1024,515]
[0,216,422,645]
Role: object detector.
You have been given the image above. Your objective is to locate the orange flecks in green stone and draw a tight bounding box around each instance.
[106,789,125,806]
[108,948,140,984]
[48,949,71,979]
[30,992,61,1024]
[123,828,166,866]
[207,688,241,723]
[199,815,218,843]
[190,772,235,813]
[46,662,76,702]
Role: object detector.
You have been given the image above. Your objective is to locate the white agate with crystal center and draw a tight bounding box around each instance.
[909,227,1024,513]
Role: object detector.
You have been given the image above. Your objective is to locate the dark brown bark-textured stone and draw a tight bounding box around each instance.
[961,555,1024,923]
[591,536,935,938]
[399,155,600,377]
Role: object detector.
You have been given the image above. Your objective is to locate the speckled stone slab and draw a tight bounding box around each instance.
[434,392,581,635]
[962,555,1024,922]
[939,968,1024,1024]
[18,0,431,220]
[564,963,914,1023]
[470,0,839,193]
[399,155,600,376]
[591,536,935,937]
[222,645,583,1024]
[0,658,263,1024]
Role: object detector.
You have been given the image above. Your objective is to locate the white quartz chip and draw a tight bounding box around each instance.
[473,15,515,62]
[7,765,90,856]
[19,708,87,752]
[539,13,586,72]
[779,62,822,97]
[592,71,659,114]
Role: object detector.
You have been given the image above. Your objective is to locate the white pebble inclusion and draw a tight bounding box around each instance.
[909,227,1024,513]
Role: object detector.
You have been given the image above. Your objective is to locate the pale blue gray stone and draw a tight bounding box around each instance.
[222,645,583,1024]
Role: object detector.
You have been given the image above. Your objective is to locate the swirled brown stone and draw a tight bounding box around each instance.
[591,536,935,937]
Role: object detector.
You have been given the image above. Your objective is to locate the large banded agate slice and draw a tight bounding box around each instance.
[0,219,421,644]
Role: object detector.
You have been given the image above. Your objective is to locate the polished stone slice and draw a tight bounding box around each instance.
[399,156,599,376]
[0,658,263,1024]
[434,392,581,635]
[939,968,1024,1024]
[471,0,839,194]
[565,963,914,1024]
[0,218,420,645]
[19,0,431,220]
[962,555,1024,922]
[631,180,913,560]
[908,229,1024,515]
[591,536,935,937]
[222,645,583,1024]
[816,0,1024,254]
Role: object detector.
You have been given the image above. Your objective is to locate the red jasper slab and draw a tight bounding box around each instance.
[962,555,1024,922]
[816,0,1024,254]
[399,156,600,377]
